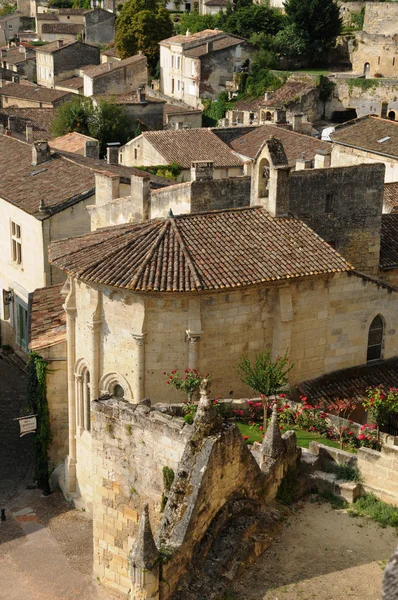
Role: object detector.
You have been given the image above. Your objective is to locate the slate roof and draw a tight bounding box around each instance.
[380,213,398,268]
[136,128,243,169]
[0,82,70,104]
[29,285,66,350]
[234,81,317,111]
[228,124,330,165]
[83,54,145,79]
[296,357,398,406]
[0,107,54,140]
[49,207,352,293]
[384,182,398,211]
[42,23,84,34]
[49,131,97,154]
[331,116,398,158]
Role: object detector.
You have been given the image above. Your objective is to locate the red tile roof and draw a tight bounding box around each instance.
[29,285,66,350]
[42,23,84,34]
[56,76,83,90]
[49,131,97,154]
[49,207,352,292]
[137,128,243,169]
[380,213,398,268]
[0,107,54,140]
[0,82,70,104]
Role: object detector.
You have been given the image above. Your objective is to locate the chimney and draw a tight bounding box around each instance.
[0,123,4,134]
[56,40,64,48]
[130,173,151,222]
[26,123,34,143]
[11,74,20,83]
[273,108,286,124]
[19,45,25,54]
[314,149,332,169]
[84,139,99,159]
[295,155,312,170]
[7,116,15,131]
[206,40,214,54]
[264,92,270,101]
[31,141,51,166]
[107,143,120,165]
[292,113,303,132]
[267,165,291,217]
[94,171,120,206]
[138,86,146,103]
[191,160,214,181]
[107,62,113,71]
[0,49,7,59]
[186,29,191,37]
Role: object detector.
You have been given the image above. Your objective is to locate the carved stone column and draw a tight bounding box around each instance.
[75,374,83,437]
[186,330,202,371]
[63,278,77,493]
[132,333,145,402]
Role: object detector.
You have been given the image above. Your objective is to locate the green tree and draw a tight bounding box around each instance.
[283,0,342,61]
[0,2,16,15]
[48,0,73,8]
[115,0,173,69]
[175,11,218,34]
[51,96,93,137]
[236,350,293,429]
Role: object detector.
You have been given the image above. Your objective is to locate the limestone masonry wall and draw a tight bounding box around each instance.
[358,444,398,504]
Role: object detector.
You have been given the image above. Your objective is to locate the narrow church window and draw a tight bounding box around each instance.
[378,56,381,65]
[367,315,384,362]
[393,57,396,67]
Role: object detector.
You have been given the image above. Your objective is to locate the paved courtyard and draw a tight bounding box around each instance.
[0,357,116,600]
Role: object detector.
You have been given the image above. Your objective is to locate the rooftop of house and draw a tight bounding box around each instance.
[101,46,119,58]
[0,11,22,22]
[205,0,229,5]
[93,91,165,105]
[331,115,398,159]
[0,82,70,103]
[29,284,66,351]
[49,131,98,154]
[36,13,59,21]
[384,182,398,211]
[163,103,202,116]
[380,213,398,268]
[0,134,170,218]
[82,54,146,79]
[35,39,86,53]
[0,46,35,65]
[55,76,84,90]
[0,107,54,140]
[234,81,317,112]
[226,124,330,165]
[184,34,247,59]
[48,206,352,293]
[296,356,398,406]
[160,29,246,57]
[41,22,84,34]
[130,128,244,169]
[58,8,90,14]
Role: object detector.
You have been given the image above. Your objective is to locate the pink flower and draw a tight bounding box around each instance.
[279,394,286,398]
[259,426,263,431]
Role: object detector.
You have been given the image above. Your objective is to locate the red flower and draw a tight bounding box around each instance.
[163,371,166,375]
[279,393,286,398]
[284,404,290,409]
[243,435,249,440]
[259,426,263,431]
[358,434,366,440]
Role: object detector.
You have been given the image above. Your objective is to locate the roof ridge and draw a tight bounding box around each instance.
[129,220,171,290]
[170,217,203,290]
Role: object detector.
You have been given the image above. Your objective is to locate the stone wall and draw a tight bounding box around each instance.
[288,163,384,275]
[84,9,115,45]
[326,77,398,120]
[351,32,398,78]
[331,143,398,183]
[358,444,398,504]
[363,2,398,35]
[199,42,252,101]
[87,57,147,97]
[53,42,100,80]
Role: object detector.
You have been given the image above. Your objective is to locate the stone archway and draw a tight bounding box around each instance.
[388,110,396,121]
[364,62,370,78]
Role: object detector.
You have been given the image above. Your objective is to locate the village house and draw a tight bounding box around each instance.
[199,0,230,15]
[82,54,147,97]
[54,76,84,95]
[0,81,72,108]
[36,39,100,89]
[36,7,115,45]
[92,88,165,130]
[119,127,245,180]
[0,44,36,81]
[163,102,202,130]
[100,46,121,64]
[159,29,252,109]
[49,131,100,156]
[0,106,54,140]
[331,115,398,182]
[0,12,22,46]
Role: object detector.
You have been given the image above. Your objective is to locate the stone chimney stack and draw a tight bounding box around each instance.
[292,113,303,132]
[191,160,214,181]
[106,143,119,165]
[84,139,99,159]
[26,123,34,143]
[94,171,120,206]
[56,40,64,48]
[130,173,151,222]
[138,86,146,103]
[206,40,214,53]
[7,116,15,132]
[268,165,291,217]
[32,141,51,166]
[0,123,4,134]
[314,149,332,169]
[295,155,312,170]
[129,504,159,600]
[273,108,286,124]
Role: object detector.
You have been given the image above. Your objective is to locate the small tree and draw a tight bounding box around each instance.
[164,368,206,403]
[235,350,293,429]
[327,398,356,449]
[51,97,93,138]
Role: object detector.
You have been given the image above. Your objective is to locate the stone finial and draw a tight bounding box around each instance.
[129,504,158,570]
[261,405,284,459]
[193,378,222,436]
[383,544,398,600]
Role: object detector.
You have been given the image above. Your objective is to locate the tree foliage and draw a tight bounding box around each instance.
[0,2,17,15]
[115,0,173,69]
[283,0,342,60]
[51,97,137,157]
[48,0,73,8]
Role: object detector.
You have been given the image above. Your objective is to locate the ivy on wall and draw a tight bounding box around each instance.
[27,352,51,493]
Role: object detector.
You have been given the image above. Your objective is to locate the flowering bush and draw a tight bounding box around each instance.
[182,396,222,424]
[358,424,379,449]
[163,368,206,403]
[363,386,398,430]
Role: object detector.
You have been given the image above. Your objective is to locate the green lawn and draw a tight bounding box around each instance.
[237,422,341,450]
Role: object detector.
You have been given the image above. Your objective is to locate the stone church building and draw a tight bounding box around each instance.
[42,138,398,510]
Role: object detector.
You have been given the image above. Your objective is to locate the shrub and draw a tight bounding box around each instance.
[163,367,206,403]
[323,462,362,482]
[350,493,398,528]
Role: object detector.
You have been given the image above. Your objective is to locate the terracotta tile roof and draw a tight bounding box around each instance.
[36,13,59,21]
[58,8,89,14]
[93,91,165,104]
[137,128,244,169]
[101,47,119,57]
[0,107,54,140]
[160,29,224,46]
[56,76,83,90]
[331,115,398,158]
[83,54,145,79]
[49,131,97,154]
[42,22,84,34]
[235,81,317,111]
[0,46,35,65]
[380,213,398,268]
[49,207,352,292]
[228,124,330,165]
[184,35,245,58]
[0,82,70,104]
[163,103,202,116]
[384,182,398,211]
[29,285,66,351]
[36,39,78,53]
[296,357,398,406]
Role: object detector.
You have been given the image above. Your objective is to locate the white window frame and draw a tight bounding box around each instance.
[10,220,22,265]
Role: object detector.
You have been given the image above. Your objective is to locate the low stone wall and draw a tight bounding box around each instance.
[358,445,398,504]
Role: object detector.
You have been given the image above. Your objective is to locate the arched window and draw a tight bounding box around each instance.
[113,384,124,398]
[265,111,272,121]
[99,372,133,401]
[367,315,384,362]
[258,157,270,198]
[75,359,91,434]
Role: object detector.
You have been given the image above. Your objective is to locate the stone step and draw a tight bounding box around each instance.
[300,449,321,474]
[310,470,361,504]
